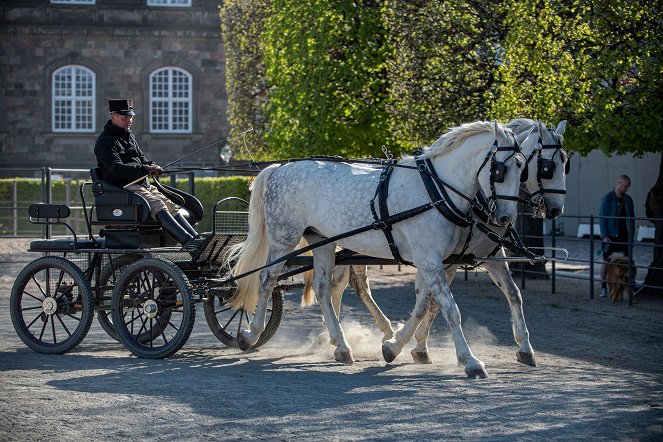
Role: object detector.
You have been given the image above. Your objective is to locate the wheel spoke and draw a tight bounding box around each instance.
[55,313,73,338]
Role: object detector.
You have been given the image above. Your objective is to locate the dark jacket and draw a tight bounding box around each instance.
[94,120,153,187]
[599,189,635,241]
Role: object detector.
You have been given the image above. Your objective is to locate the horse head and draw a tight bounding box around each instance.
[475,122,535,226]
[510,119,569,219]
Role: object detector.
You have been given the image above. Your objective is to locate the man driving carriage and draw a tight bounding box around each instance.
[94,99,204,251]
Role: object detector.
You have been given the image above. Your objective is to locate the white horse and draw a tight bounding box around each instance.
[307,119,568,369]
[227,121,537,378]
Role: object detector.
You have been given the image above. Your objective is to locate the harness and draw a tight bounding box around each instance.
[519,129,569,211]
[370,139,522,265]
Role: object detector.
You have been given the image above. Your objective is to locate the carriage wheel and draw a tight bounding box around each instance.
[96,255,141,341]
[10,256,94,354]
[111,258,195,359]
[203,280,284,349]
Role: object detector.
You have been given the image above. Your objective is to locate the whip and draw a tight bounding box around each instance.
[122,128,253,188]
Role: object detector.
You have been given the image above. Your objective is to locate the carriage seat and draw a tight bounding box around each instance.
[89,167,204,226]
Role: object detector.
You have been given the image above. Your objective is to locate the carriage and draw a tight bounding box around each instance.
[10,120,569,377]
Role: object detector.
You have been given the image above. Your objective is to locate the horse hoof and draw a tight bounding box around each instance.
[410,350,432,364]
[517,351,537,367]
[382,343,397,363]
[465,366,488,379]
[237,333,254,352]
[335,350,354,364]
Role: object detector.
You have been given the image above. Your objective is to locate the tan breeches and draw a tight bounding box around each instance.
[126,184,179,219]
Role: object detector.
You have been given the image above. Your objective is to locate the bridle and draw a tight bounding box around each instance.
[519,128,569,211]
[475,135,524,215]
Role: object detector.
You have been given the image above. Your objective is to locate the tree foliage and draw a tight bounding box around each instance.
[262,0,388,158]
[492,0,663,156]
[383,0,508,151]
[221,1,662,159]
[219,0,272,160]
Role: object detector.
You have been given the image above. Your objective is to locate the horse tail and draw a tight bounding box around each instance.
[298,238,316,307]
[225,164,280,313]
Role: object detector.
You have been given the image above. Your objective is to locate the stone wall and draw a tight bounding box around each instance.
[0,0,227,173]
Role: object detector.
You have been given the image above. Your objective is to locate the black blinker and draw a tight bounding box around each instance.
[492,162,507,183]
[565,157,570,174]
[520,164,528,183]
[537,159,555,179]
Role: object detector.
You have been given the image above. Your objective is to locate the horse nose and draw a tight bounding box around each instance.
[498,215,514,225]
[547,207,560,219]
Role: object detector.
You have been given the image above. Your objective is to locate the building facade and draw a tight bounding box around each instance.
[0,0,227,174]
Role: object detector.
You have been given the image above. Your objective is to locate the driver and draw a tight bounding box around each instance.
[94,99,202,250]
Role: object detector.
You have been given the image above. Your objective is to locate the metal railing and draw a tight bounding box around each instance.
[514,213,662,306]
[0,167,194,238]
[2,168,661,304]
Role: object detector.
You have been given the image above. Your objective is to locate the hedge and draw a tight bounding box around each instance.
[0,176,252,235]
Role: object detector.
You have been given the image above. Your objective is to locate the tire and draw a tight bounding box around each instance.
[96,255,141,341]
[203,280,284,349]
[111,258,195,359]
[10,256,94,354]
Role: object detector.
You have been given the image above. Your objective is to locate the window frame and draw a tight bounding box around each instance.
[51,65,96,133]
[149,67,193,134]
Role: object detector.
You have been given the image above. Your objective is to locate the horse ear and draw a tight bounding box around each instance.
[538,120,547,139]
[515,127,534,147]
[494,119,500,137]
[555,120,567,136]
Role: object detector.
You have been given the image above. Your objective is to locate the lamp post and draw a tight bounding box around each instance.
[220,144,232,166]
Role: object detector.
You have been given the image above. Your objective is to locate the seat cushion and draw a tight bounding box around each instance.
[29,238,101,252]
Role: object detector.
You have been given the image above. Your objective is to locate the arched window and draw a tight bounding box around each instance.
[52,65,95,132]
[149,67,192,133]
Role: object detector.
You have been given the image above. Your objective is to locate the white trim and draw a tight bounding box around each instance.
[52,65,96,133]
[147,0,191,7]
[51,0,96,4]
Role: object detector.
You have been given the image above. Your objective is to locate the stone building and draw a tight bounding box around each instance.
[0,0,227,175]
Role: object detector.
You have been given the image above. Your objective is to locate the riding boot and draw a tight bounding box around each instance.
[174,212,198,237]
[155,210,194,246]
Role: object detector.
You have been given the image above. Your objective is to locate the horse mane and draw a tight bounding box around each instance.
[507,118,540,135]
[414,121,505,161]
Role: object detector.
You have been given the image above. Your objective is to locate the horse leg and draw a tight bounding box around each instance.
[311,243,354,364]
[382,272,434,363]
[237,255,286,351]
[349,266,394,342]
[422,266,487,378]
[484,261,536,366]
[410,267,456,364]
[314,265,351,345]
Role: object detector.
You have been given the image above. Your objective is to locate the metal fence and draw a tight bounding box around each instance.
[513,213,661,306]
[0,167,194,238]
[2,167,661,304]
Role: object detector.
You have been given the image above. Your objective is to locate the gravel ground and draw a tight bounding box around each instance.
[1,237,662,441]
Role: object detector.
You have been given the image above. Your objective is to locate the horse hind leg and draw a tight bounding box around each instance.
[382,272,434,364]
[237,254,287,351]
[349,266,395,342]
[411,300,439,365]
[410,266,457,364]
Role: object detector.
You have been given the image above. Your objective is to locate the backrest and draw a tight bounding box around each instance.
[89,167,151,224]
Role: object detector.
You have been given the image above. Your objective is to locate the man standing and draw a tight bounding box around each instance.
[599,175,635,297]
[94,99,201,249]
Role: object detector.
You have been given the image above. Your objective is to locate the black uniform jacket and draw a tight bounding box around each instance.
[94,120,153,187]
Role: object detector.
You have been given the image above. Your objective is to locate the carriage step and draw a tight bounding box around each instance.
[181,232,214,262]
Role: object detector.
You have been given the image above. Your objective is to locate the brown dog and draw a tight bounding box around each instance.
[606,252,636,302]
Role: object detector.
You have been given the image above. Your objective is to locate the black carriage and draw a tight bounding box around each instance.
[9,170,299,359]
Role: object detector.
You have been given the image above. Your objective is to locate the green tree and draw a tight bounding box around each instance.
[262,0,389,158]
[493,0,663,290]
[219,0,272,160]
[383,0,509,152]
